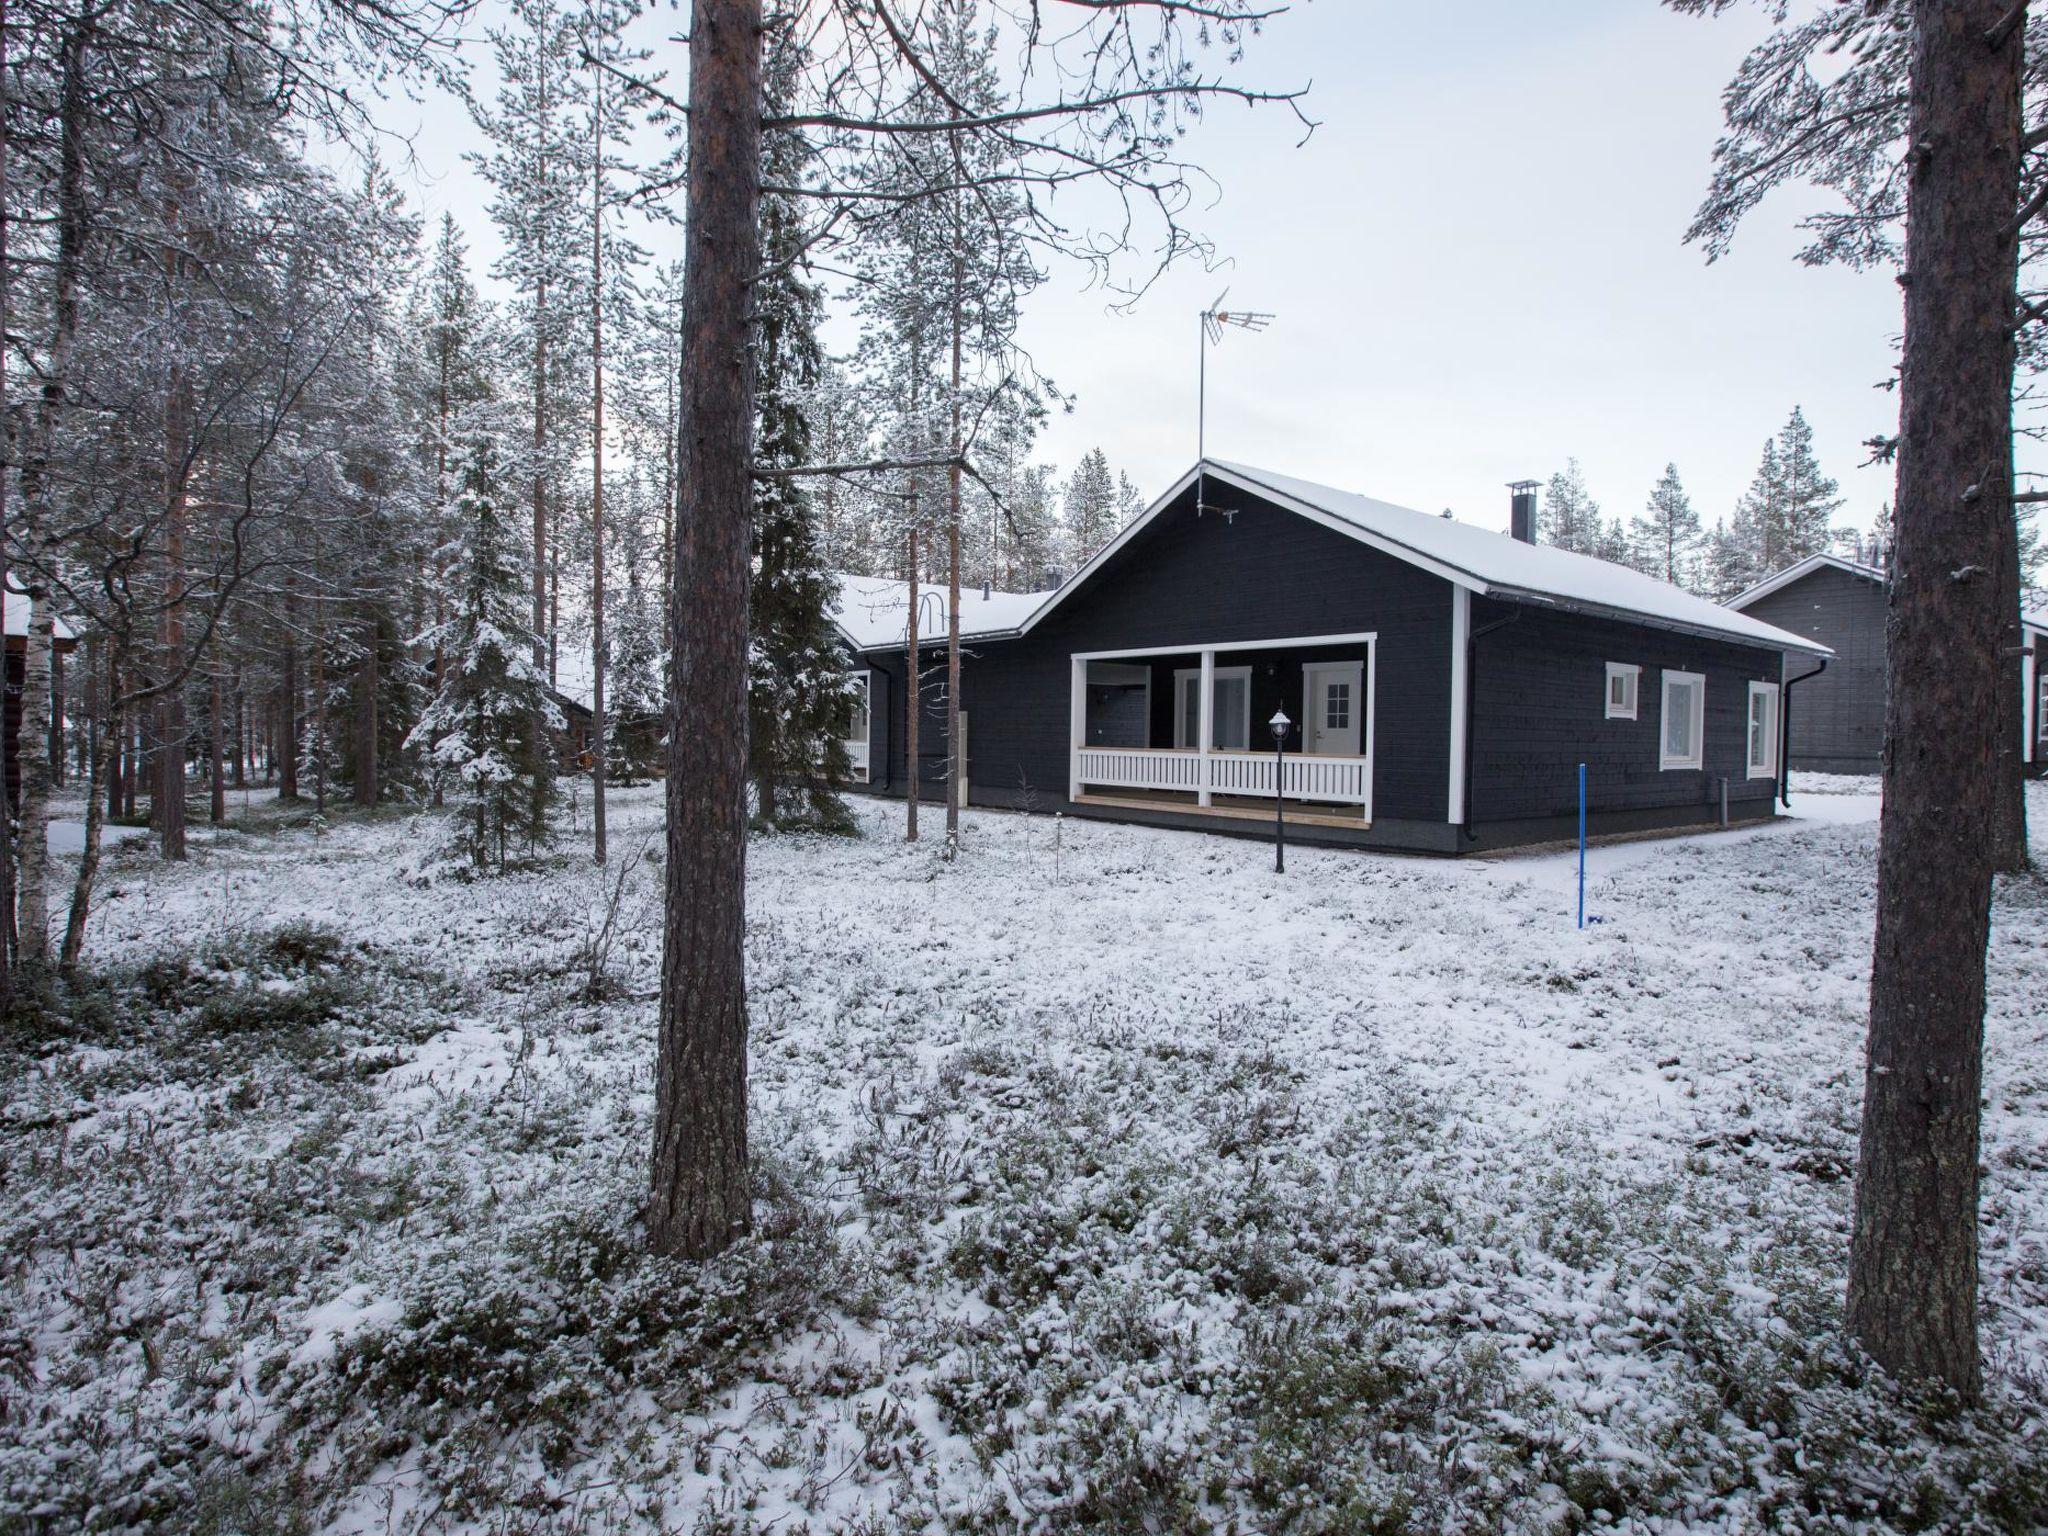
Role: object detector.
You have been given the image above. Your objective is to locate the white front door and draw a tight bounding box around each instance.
[1303,661,1364,757]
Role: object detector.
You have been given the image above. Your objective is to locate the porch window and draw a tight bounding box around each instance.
[841,672,871,783]
[1173,666,1252,750]
[1084,662,1151,748]
[1604,662,1639,721]
[1659,670,1705,771]
[1746,681,1780,779]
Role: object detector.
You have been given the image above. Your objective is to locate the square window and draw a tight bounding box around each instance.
[1660,670,1704,771]
[1605,662,1639,721]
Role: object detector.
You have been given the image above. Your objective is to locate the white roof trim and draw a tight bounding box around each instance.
[1010,459,1830,657]
[1726,552,1886,610]
[1009,463,1485,642]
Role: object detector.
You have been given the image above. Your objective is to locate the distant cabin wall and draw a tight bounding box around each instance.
[1736,565,1886,772]
[860,479,1459,842]
[1464,599,1786,849]
[2026,626,2044,776]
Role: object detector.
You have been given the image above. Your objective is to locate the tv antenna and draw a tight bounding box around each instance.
[1197,290,1274,518]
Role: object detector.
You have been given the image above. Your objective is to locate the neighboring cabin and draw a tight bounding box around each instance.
[1726,552,2048,775]
[830,460,1830,854]
[3,588,77,809]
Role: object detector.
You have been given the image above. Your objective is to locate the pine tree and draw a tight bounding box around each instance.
[748,31,854,833]
[1539,458,1603,553]
[411,425,562,870]
[1733,409,1844,580]
[474,0,592,679]
[1631,463,1703,584]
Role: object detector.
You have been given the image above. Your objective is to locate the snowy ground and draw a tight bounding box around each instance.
[4,777,2047,1532]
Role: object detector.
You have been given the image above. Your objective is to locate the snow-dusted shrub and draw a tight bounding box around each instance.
[280,1149,847,1520]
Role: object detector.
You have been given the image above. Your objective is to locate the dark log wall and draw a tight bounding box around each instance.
[866,477,1457,827]
[852,479,1803,851]
[1737,564,1887,771]
[1467,598,1785,833]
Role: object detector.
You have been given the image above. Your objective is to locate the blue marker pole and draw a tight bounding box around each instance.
[1577,762,1587,930]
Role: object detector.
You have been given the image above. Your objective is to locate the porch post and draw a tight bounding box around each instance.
[1197,648,1215,807]
[1069,656,1085,801]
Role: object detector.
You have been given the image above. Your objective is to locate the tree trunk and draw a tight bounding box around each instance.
[209,669,225,824]
[60,707,119,973]
[158,368,190,862]
[0,0,13,1009]
[905,528,919,842]
[354,612,378,808]
[312,589,328,816]
[13,24,88,970]
[944,230,965,858]
[15,589,53,969]
[648,0,762,1261]
[1845,0,2023,1401]
[591,60,609,865]
[534,287,550,676]
[278,584,299,800]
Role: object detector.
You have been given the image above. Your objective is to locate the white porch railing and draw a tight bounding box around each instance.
[1075,746,1370,809]
[843,738,870,783]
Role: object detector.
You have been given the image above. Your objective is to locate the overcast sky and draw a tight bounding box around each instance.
[373,0,1918,541]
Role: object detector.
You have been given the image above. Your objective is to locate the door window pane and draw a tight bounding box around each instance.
[1325,682,1350,730]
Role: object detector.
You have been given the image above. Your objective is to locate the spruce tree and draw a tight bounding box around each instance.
[1727,439,1778,593]
[411,425,562,869]
[1773,405,1844,563]
[1631,462,1703,584]
[747,34,854,833]
[1064,448,1118,563]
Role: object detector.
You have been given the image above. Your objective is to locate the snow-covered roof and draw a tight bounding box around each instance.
[833,573,1044,653]
[1009,461,1833,658]
[4,588,77,642]
[1726,552,1885,611]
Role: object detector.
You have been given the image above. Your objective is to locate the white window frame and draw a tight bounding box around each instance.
[1659,669,1706,772]
[840,670,872,782]
[1746,681,1780,780]
[1604,662,1640,721]
[1173,665,1252,751]
[1300,659,1367,757]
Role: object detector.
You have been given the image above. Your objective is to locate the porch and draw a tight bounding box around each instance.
[1068,632,1376,823]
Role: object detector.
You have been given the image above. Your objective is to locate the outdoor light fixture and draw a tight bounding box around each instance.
[1269,709,1291,874]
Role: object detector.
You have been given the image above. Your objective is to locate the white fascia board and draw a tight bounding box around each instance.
[1007,460,1486,642]
[1726,553,1883,611]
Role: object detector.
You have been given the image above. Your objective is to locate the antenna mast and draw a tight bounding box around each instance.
[1197,291,1274,516]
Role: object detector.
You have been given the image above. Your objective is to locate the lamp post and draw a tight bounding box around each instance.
[1269,708,1291,873]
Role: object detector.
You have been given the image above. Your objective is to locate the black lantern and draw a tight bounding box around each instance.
[1269,709,1291,873]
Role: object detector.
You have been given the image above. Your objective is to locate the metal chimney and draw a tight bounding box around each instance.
[1508,481,1539,544]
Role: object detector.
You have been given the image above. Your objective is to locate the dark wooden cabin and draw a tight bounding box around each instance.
[1728,553,2047,776]
[4,589,77,810]
[833,461,1831,854]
